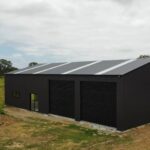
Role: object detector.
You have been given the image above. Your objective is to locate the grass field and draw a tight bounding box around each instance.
[0,77,150,150]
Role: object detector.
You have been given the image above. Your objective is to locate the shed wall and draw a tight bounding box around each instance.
[5,75,119,122]
[5,75,49,113]
[117,63,150,130]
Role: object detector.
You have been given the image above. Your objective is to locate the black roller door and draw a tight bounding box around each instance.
[81,81,116,127]
[50,80,75,118]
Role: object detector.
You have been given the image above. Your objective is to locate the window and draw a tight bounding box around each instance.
[12,91,20,98]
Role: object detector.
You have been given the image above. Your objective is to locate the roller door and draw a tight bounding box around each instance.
[50,80,75,118]
[81,81,116,127]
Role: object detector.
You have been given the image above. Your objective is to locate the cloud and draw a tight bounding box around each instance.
[113,0,134,5]
[0,0,150,67]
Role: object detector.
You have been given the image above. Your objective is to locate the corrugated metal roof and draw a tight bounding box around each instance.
[19,63,64,74]
[68,60,126,75]
[8,58,150,76]
[105,58,150,75]
[38,61,94,74]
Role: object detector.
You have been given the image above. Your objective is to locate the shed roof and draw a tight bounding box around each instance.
[8,58,150,75]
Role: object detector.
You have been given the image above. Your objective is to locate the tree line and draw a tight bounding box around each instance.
[0,59,38,76]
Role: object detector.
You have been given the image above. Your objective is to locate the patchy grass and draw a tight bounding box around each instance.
[0,76,150,149]
[0,115,132,150]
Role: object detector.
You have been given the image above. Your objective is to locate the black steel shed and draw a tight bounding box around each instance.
[5,58,150,131]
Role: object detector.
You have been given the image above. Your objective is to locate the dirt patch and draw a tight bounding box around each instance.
[0,115,16,126]
[5,106,74,124]
[119,125,150,150]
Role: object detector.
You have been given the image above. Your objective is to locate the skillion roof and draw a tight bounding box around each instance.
[8,58,150,75]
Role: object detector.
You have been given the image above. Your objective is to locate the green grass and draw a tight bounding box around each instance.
[0,76,4,114]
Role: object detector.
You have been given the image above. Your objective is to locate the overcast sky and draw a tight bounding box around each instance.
[0,0,150,67]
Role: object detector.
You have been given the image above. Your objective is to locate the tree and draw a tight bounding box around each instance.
[138,55,150,59]
[0,59,18,75]
[28,62,38,67]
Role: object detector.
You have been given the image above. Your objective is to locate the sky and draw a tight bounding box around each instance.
[0,0,150,68]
